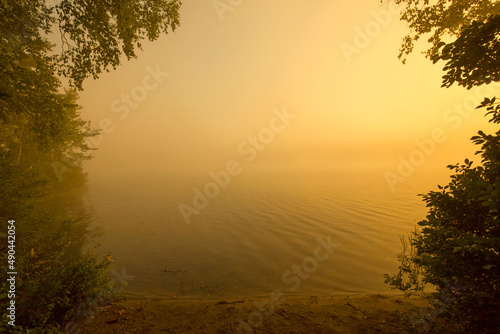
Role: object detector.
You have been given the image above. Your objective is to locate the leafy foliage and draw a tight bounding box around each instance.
[54,0,181,88]
[1,3,99,179]
[1,0,181,90]
[387,2,500,331]
[384,232,426,297]
[431,15,500,89]
[0,143,113,331]
[1,222,113,331]
[0,0,181,331]
[389,0,500,63]
[385,99,500,332]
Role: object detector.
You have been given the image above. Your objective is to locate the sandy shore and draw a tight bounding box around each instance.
[75,293,430,333]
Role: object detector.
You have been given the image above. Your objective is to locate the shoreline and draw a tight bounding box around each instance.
[76,293,430,333]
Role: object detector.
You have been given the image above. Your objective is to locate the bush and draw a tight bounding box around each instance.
[1,213,113,332]
[385,97,500,333]
[1,159,114,332]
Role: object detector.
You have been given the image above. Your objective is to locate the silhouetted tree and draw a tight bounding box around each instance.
[1,0,181,89]
[385,1,500,332]
[0,1,182,331]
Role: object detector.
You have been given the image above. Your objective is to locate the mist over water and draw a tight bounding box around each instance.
[79,166,450,298]
[70,0,498,300]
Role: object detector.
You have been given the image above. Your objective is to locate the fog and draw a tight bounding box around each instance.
[78,1,497,182]
[70,0,500,300]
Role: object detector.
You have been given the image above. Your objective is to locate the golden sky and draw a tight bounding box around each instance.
[78,0,499,177]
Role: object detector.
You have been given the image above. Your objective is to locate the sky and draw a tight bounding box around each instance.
[77,0,499,179]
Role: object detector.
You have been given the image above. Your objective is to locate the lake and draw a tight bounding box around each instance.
[79,167,450,299]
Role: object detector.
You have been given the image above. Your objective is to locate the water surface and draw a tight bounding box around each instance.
[82,168,449,298]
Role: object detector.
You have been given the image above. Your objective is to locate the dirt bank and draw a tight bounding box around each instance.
[73,293,432,333]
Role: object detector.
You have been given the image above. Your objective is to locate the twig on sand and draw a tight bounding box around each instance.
[345,301,367,316]
[216,300,244,305]
[161,266,186,274]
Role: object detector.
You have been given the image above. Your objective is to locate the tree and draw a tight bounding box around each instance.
[1,0,182,180]
[390,0,500,62]
[385,1,500,332]
[0,16,107,330]
[0,1,183,331]
[1,1,97,173]
[385,101,500,332]
[54,0,181,89]
[1,0,181,90]
[431,15,500,89]
[388,0,500,88]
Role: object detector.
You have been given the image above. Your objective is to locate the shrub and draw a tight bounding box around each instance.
[385,97,500,333]
[0,161,114,332]
[1,214,113,332]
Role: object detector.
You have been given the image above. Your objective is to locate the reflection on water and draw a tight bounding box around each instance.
[81,168,450,298]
